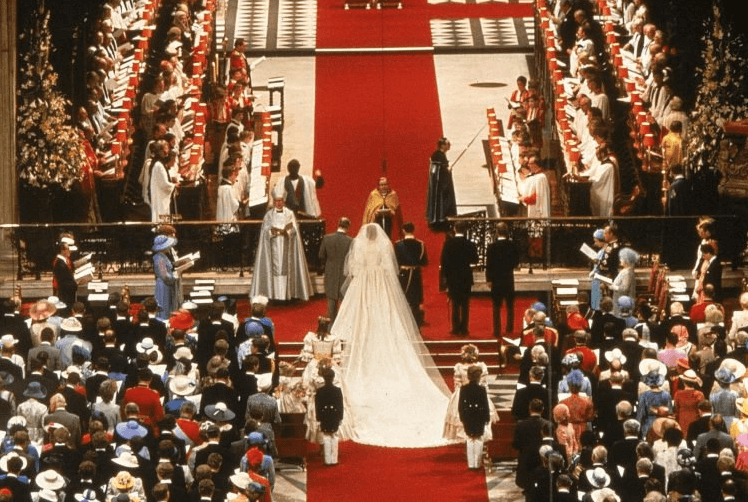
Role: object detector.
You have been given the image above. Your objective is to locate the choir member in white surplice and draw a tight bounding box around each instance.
[250,189,313,301]
[150,151,178,223]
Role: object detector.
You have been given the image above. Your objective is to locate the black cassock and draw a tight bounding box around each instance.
[427,150,456,227]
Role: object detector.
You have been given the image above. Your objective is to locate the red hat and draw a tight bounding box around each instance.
[567,312,588,331]
[246,447,264,468]
[169,309,194,330]
[676,358,690,371]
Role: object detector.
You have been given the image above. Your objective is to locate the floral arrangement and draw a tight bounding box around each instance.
[686,0,748,173]
[16,4,86,190]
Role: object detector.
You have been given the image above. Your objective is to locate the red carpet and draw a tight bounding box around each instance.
[307,442,488,502]
[303,2,534,499]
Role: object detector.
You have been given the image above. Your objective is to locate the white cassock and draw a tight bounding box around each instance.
[250,206,312,301]
[149,160,175,222]
[587,158,616,217]
[216,182,240,222]
[520,172,551,218]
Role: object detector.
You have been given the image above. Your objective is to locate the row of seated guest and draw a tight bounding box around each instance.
[0,289,326,502]
[511,293,748,500]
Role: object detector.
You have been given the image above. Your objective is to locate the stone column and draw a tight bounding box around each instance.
[0,0,17,226]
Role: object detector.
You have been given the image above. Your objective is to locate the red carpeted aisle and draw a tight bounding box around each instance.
[303,1,533,499]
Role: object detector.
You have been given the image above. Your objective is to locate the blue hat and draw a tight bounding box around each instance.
[245,320,264,338]
[643,369,665,387]
[247,431,266,446]
[247,482,266,495]
[593,228,605,240]
[152,235,177,252]
[617,295,634,311]
[116,420,147,440]
[566,369,584,387]
[714,366,736,384]
[531,302,547,313]
[23,381,47,399]
[619,247,640,267]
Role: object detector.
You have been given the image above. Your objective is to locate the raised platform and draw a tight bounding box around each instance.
[2,266,743,301]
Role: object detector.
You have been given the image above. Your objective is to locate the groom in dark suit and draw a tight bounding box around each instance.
[318,217,353,320]
[440,221,479,335]
[486,222,519,337]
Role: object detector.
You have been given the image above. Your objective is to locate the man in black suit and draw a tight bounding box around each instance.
[595,372,636,431]
[512,398,551,492]
[440,221,478,335]
[0,299,33,358]
[511,366,548,420]
[395,222,428,326]
[52,241,77,308]
[318,217,353,321]
[695,438,723,501]
[485,222,519,337]
[686,400,712,448]
[610,419,642,482]
[197,302,236,374]
[590,297,626,348]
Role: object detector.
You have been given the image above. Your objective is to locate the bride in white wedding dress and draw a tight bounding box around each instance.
[331,223,451,448]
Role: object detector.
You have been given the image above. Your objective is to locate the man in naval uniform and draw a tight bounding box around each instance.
[395,222,428,326]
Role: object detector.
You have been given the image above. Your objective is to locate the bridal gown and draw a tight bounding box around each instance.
[331,224,451,448]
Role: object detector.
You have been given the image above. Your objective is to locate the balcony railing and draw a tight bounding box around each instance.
[4,215,745,282]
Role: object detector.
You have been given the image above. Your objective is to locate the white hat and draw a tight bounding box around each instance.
[638,358,667,378]
[136,337,156,353]
[0,451,29,472]
[174,346,193,361]
[604,348,627,365]
[585,467,611,488]
[60,317,83,333]
[112,451,140,469]
[0,334,18,347]
[38,489,60,502]
[36,469,66,490]
[251,295,269,307]
[168,375,197,396]
[47,296,67,309]
[229,471,250,490]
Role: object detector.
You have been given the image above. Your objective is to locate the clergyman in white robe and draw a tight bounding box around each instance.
[249,197,312,301]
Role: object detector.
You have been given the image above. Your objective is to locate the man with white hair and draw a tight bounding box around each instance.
[42,394,81,446]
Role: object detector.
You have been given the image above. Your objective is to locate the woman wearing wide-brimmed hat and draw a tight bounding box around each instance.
[637,367,672,438]
[151,235,178,321]
[674,369,704,433]
[710,358,746,429]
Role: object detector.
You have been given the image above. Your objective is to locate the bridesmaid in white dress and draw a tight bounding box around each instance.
[443,344,499,440]
[299,317,355,442]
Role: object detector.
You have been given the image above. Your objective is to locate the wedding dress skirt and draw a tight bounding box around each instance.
[331,227,451,448]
